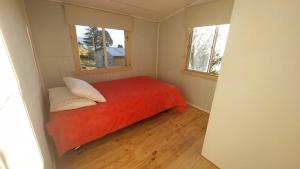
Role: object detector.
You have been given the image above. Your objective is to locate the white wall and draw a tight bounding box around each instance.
[25,0,158,89]
[0,0,53,169]
[158,11,217,112]
[202,0,300,169]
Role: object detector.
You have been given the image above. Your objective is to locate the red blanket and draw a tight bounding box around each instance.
[47,76,186,156]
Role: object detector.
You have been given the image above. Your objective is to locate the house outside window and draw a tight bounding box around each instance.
[70,25,131,74]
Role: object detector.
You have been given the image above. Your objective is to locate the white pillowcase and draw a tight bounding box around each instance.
[63,77,106,102]
[49,87,96,112]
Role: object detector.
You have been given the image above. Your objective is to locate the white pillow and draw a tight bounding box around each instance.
[49,87,96,112]
[63,77,106,102]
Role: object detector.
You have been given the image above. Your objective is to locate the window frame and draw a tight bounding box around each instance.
[183,25,226,81]
[69,25,132,75]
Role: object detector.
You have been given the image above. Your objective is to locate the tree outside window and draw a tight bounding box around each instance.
[187,24,230,76]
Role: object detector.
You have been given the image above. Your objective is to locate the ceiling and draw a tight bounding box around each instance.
[54,0,214,22]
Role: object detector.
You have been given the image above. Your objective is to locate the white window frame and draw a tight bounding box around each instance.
[184,25,229,80]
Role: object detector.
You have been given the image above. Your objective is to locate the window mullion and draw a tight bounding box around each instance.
[208,26,219,73]
[102,28,109,68]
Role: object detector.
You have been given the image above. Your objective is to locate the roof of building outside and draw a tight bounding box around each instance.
[95,47,124,57]
[107,47,124,57]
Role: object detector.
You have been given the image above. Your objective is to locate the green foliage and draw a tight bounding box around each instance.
[80,55,96,70]
[210,53,222,75]
[83,27,113,51]
[211,53,222,68]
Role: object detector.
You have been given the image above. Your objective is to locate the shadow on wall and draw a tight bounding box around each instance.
[0,151,9,169]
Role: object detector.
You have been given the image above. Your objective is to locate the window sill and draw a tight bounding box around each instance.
[181,69,218,81]
[74,66,132,75]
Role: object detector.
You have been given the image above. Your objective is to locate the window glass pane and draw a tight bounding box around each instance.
[105,28,125,67]
[188,26,216,72]
[210,24,230,75]
[75,25,105,70]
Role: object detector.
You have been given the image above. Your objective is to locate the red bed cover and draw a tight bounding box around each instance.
[47,76,186,156]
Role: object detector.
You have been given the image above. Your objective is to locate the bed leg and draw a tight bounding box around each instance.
[74,146,81,151]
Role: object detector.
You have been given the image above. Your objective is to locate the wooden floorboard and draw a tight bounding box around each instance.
[56,106,218,169]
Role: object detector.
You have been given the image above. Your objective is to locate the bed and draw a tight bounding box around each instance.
[47,76,186,156]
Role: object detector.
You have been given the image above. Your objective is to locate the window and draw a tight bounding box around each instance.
[70,25,131,74]
[185,24,230,78]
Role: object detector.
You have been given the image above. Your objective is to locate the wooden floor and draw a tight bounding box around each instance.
[57,106,218,169]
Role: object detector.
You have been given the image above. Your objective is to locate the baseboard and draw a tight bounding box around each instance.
[187,102,210,114]
[200,155,220,169]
